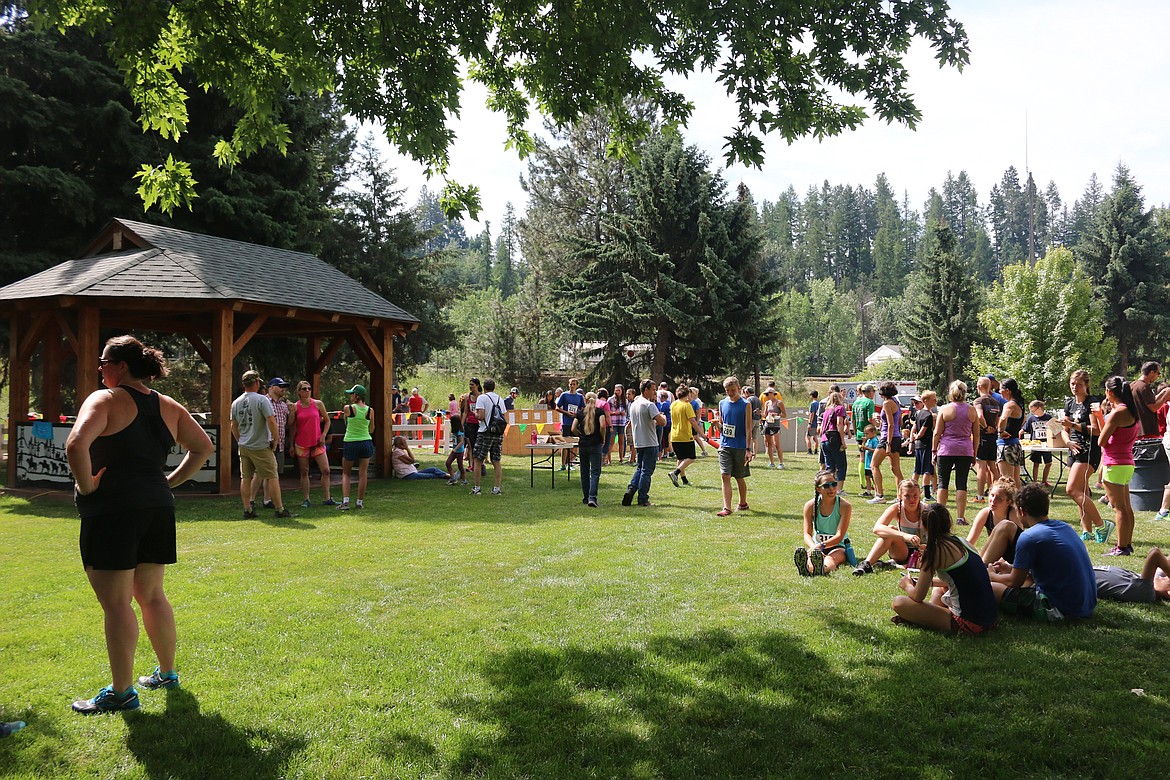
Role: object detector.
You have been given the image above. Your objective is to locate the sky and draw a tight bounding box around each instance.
[372,0,1170,237]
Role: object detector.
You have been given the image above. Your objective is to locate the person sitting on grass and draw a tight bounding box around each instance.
[391,435,451,480]
[853,480,926,576]
[445,415,467,485]
[890,503,999,635]
[1095,547,1170,603]
[966,477,1028,566]
[988,483,1097,622]
[795,470,853,576]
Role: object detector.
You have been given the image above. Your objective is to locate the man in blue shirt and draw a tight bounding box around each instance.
[989,483,1097,621]
[556,377,584,470]
[717,376,755,517]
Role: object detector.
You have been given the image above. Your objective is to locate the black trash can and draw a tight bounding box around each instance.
[1130,437,1168,512]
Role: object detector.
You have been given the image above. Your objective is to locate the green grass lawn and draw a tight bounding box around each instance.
[2,452,1169,779]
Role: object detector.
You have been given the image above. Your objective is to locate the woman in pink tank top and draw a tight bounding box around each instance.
[1099,376,1139,556]
[290,381,336,507]
[932,380,979,525]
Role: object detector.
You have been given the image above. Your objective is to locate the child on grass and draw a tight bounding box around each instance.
[795,470,853,576]
[860,424,879,497]
[1023,400,1053,487]
[445,415,467,485]
[891,503,998,635]
[852,480,927,576]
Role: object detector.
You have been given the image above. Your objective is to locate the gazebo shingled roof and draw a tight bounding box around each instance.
[0,217,420,492]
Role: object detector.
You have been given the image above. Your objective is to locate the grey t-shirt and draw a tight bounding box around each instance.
[1094,566,1156,603]
[629,396,661,449]
[231,391,274,449]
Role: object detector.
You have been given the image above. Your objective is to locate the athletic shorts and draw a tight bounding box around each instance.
[914,449,935,476]
[1000,586,1067,621]
[976,434,998,462]
[1029,451,1052,464]
[473,431,503,463]
[239,446,278,479]
[672,440,697,461]
[951,614,996,635]
[1102,464,1135,485]
[878,437,902,452]
[936,455,973,492]
[342,439,375,462]
[718,447,751,479]
[80,506,177,570]
[294,444,327,459]
[997,442,1025,467]
[1069,443,1101,470]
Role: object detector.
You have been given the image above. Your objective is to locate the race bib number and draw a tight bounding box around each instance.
[722,423,737,438]
[815,533,834,545]
[566,404,579,415]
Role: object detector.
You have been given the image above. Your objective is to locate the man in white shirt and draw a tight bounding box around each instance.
[472,378,506,495]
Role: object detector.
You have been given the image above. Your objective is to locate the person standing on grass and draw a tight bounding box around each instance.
[795,469,853,576]
[691,388,710,458]
[472,378,507,496]
[988,483,1096,622]
[596,388,612,465]
[716,376,754,517]
[1061,369,1107,539]
[667,385,704,488]
[851,384,877,487]
[972,376,1002,502]
[572,391,609,507]
[806,390,821,456]
[406,387,429,425]
[261,377,293,509]
[290,380,336,508]
[66,335,214,714]
[911,392,937,501]
[657,389,674,461]
[1099,376,1140,556]
[623,386,639,464]
[231,370,292,519]
[623,379,667,507]
[933,380,978,527]
[996,378,1026,490]
[338,384,374,510]
[1022,400,1053,487]
[890,503,998,635]
[609,384,628,464]
[556,378,584,470]
[445,414,467,485]
[762,388,786,469]
[819,391,848,487]
[1128,361,1170,437]
[867,382,905,504]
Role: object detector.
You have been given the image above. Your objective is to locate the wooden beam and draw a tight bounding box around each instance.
[6,314,29,486]
[346,332,374,367]
[352,325,382,366]
[210,308,234,494]
[373,326,394,478]
[180,331,213,365]
[17,311,51,363]
[232,314,268,358]
[76,307,100,404]
[305,337,322,395]
[51,309,80,356]
[309,336,346,377]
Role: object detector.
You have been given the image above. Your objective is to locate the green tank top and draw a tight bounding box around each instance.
[344,404,372,442]
[814,496,850,544]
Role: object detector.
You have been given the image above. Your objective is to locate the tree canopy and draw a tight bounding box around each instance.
[16,0,969,215]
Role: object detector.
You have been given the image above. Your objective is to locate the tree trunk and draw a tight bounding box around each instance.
[651,322,670,383]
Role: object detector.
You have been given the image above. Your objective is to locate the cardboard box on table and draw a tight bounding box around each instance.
[503,409,562,456]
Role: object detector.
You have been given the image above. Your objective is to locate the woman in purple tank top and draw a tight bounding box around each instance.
[932,380,979,526]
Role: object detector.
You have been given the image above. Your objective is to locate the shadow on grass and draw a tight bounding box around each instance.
[441,621,1170,778]
[125,688,304,780]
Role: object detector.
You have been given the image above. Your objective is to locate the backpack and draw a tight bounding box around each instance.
[486,395,507,435]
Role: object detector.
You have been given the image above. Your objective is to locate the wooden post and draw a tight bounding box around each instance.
[306,336,322,395]
[6,314,29,486]
[76,307,100,403]
[370,326,394,477]
[210,308,234,494]
[41,335,63,422]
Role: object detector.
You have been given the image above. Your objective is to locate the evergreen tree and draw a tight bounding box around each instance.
[494,203,519,297]
[1067,174,1105,251]
[871,173,908,299]
[902,220,982,392]
[477,223,494,290]
[988,166,1029,271]
[759,188,803,290]
[414,186,469,252]
[1076,165,1170,373]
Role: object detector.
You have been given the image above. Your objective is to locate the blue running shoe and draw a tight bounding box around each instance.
[72,685,140,715]
[0,721,26,736]
[138,667,180,690]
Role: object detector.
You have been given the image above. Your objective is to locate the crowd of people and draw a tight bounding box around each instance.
[50,336,1170,723]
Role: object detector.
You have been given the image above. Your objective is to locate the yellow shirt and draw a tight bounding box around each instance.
[670,400,697,442]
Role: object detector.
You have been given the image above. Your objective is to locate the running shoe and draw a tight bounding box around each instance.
[137,667,180,690]
[1104,545,1133,557]
[301,499,312,508]
[852,560,874,577]
[355,500,363,509]
[1079,530,1093,542]
[242,509,257,520]
[491,487,502,495]
[262,500,275,509]
[1096,520,1116,546]
[274,509,293,519]
[1155,510,1170,521]
[72,685,139,715]
[339,502,351,510]
[471,487,482,495]
[810,549,826,577]
[322,499,338,506]
[0,721,26,736]
[446,477,458,485]
[866,495,886,504]
[668,470,680,487]
[793,548,810,577]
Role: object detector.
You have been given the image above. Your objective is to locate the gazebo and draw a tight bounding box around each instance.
[0,218,420,493]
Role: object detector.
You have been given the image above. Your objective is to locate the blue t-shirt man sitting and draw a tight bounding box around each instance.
[989,482,1097,621]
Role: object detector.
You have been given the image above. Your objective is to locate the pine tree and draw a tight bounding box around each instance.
[871,173,908,299]
[1076,165,1170,373]
[902,220,982,392]
[494,203,519,297]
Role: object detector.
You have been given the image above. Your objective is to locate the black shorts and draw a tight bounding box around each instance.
[343,439,375,462]
[936,455,973,492]
[878,437,902,452]
[976,434,998,462]
[672,440,697,461]
[1029,451,1053,464]
[1069,443,1102,470]
[80,506,177,570]
[914,449,935,475]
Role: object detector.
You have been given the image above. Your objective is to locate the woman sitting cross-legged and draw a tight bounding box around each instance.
[795,470,854,576]
[967,477,1024,566]
[853,480,927,576]
[392,435,450,480]
[891,503,999,635]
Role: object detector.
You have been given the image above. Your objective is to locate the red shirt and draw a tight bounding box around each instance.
[407,395,426,413]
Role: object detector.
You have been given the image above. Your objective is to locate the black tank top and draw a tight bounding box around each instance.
[76,387,176,517]
[1003,411,1024,439]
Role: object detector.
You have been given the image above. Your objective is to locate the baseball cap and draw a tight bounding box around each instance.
[267,377,289,387]
[345,384,367,397]
[510,387,519,394]
[241,369,261,385]
[912,395,923,403]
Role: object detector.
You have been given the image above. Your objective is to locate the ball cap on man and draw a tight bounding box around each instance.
[241,369,261,386]
[267,377,289,388]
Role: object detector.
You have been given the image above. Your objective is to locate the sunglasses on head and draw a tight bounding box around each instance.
[818,481,838,489]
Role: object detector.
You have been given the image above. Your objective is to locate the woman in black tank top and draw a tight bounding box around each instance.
[65,336,213,715]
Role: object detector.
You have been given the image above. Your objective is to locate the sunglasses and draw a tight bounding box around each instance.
[98,357,113,367]
[818,481,839,489]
